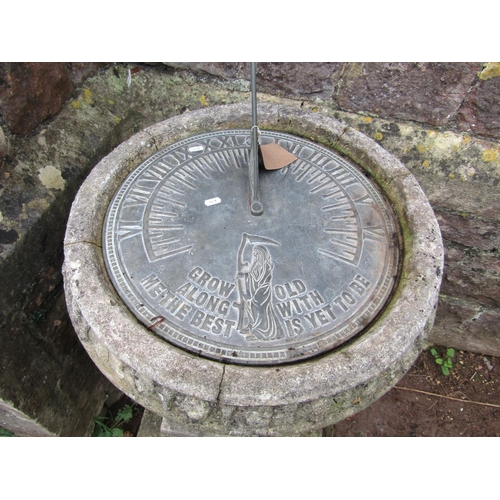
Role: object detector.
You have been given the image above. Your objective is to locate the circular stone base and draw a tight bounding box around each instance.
[63,104,443,436]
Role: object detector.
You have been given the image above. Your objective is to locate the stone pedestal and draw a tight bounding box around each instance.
[63,104,443,436]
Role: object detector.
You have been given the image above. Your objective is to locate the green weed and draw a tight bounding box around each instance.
[92,404,135,437]
[430,347,456,376]
[0,426,17,437]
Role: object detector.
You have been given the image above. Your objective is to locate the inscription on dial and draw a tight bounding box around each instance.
[103,130,400,365]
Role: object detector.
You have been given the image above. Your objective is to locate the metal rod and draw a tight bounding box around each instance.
[251,62,258,129]
[249,62,263,216]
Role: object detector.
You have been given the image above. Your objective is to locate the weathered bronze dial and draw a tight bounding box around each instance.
[103,129,400,365]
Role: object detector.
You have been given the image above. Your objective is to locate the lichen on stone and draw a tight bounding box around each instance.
[482,149,498,163]
[479,63,500,81]
[37,165,65,191]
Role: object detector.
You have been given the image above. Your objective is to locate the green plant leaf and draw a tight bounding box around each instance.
[447,348,455,357]
[112,428,124,437]
[94,421,107,431]
[430,348,438,357]
[444,360,453,368]
[435,358,443,365]
[442,366,450,376]
[92,415,113,436]
[115,404,134,423]
[0,427,17,437]
[94,425,113,437]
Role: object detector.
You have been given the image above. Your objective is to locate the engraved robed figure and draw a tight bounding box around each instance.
[235,233,284,341]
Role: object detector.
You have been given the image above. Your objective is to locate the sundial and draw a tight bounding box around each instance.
[103,65,400,366]
[65,65,443,435]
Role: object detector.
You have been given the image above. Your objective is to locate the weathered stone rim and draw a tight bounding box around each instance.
[64,103,443,433]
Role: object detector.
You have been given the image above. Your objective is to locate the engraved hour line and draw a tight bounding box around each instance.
[219,148,249,170]
[306,170,325,184]
[206,152,228,173]
[199,133,249,164]
[322,240,358,258]
[287,153,365,265]
[148,238,193,258]
[152,149,248,202]
[292,161,313,182]
[363,227,386,241]
[324,229,358,244]
[318,247,357,263]
[143,147,249,259]
[147,210,192,258]
[171,171,198,190]
[310,178,338,195]
[143,162,174,180]
[122,184,158,207]
[117,221,143,241]
[149,207,181,222]
[176,167,199,183]
[289,143,385,265]
[154,160,176,173]
[322,185,345,200]
[322,199,352,212]
[307,152,332,168]
[126,142,248,209]
[129,146,250,209]
[121,151,234,261]
[283,140,304,158]
[161,179,187,196]
[156,187,186,206]
[188,159,212,179]
[292,156,359,190]
[192,149,248,174]
[326,167,360,188]
[131,144,252,264]
[146,148,248,196]
[354,193,374,204]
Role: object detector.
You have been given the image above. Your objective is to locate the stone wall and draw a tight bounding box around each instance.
[1,62,499,435]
